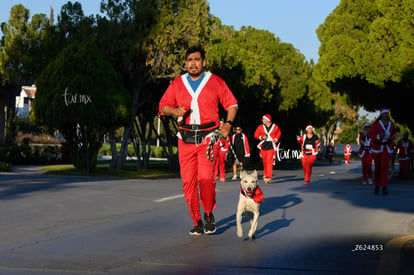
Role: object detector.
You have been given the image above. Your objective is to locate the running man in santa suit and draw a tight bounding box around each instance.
[368,108,396,195]
[359,122,373,185]
[344,144,352,164]
[254,114,281,184]
[297,125,320,184]
[159,45,238,235]
[396,132,414,178]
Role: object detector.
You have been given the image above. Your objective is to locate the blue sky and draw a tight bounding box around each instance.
[1,0,340,61]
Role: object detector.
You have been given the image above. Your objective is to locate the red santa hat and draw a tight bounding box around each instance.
[262,114,272,121]
[305,125,313,131]
[380,108,389,115]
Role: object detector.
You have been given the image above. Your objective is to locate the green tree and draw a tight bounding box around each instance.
[0,4,52,143]
[98,0,160,170]
[33,40,130,172]
[0,4,51,85]
[315,0,414,131]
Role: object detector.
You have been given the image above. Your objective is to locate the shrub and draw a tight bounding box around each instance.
[0,161,11,172]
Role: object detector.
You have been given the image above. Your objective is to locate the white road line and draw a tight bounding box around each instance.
[154,194,184,202]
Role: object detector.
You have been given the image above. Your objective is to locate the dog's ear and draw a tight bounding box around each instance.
[252,170,257,178]
[240,170,246,179]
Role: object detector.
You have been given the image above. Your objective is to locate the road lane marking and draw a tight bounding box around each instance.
[154,194,184,202]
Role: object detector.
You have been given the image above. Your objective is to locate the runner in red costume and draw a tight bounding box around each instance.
[254,114,281,184]
[359,122,373,185]
[396,132,414,178]
[344,144,352,164]
[326,143,335,163]
[159,46,238,235]
[297,125,320,184]
[368,108,396,195]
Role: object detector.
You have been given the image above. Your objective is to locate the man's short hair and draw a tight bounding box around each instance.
[186,45,205,60]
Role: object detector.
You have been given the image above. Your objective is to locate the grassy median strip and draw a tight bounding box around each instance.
[40,160,180,179]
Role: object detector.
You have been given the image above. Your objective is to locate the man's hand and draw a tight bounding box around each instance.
[219,123,232,137]
[174,106,187,117]
[161,106,187,117]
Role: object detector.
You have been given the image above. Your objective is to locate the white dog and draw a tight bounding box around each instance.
[236,170,264,239]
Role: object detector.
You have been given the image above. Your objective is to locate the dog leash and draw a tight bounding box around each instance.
[206,129,221,162]
[226,136,243,171]
[206,130,243,172]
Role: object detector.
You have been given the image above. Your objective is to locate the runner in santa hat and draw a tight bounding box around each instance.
[344,144,353,164]
[297,125,320,184]
[368,108,396,195]
[358,122,373,184]
[254,114,281,184]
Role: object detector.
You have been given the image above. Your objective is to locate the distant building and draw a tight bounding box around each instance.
[16,85,36,117]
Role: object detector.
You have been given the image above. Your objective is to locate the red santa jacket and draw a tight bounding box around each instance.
[358,132,372,158]
[396,139,414,160]
[159,71,238,132]
[368,120,396,154]
[254,123,281,150]
[297,134,320,156]
[344,145,353,156]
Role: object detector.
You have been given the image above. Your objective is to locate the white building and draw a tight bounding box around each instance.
[16,85,36,117]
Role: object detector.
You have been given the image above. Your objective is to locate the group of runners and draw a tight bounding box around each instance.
[158,45,413,236]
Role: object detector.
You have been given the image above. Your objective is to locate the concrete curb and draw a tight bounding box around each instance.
[376,235,414,275]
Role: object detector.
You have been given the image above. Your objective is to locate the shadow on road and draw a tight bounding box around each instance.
[0,174,118,200]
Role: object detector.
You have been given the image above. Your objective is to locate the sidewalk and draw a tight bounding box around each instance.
[373,169,414,275]
[8,165,47,175]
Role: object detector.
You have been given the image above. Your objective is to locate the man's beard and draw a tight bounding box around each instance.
[189,70,202,78]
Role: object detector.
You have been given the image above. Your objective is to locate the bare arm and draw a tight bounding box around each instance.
[161,106,187,117]
[220,106,237,137]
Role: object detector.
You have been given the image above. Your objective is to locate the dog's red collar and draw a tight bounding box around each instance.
[240,185,264,203]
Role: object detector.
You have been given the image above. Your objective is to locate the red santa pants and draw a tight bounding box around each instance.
[399,159,410,178]
[301,154,316,182]
[178,138,219,226]
[260,149,274,179]
[214,150,227,180]
[344,154,351,163]
[372,152,392,187]
[360,154,373,181]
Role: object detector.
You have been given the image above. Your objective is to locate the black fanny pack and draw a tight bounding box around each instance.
[179,122,218,144]
[179,129,215,144]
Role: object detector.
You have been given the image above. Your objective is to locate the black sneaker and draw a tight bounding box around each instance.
[204,213,216,234]
[189,220,203,236]
[382,187,389,195]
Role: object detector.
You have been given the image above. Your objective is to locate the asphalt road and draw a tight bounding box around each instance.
[0,161,413,274]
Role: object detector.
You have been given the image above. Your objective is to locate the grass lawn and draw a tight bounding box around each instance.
[41,159,180,179]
